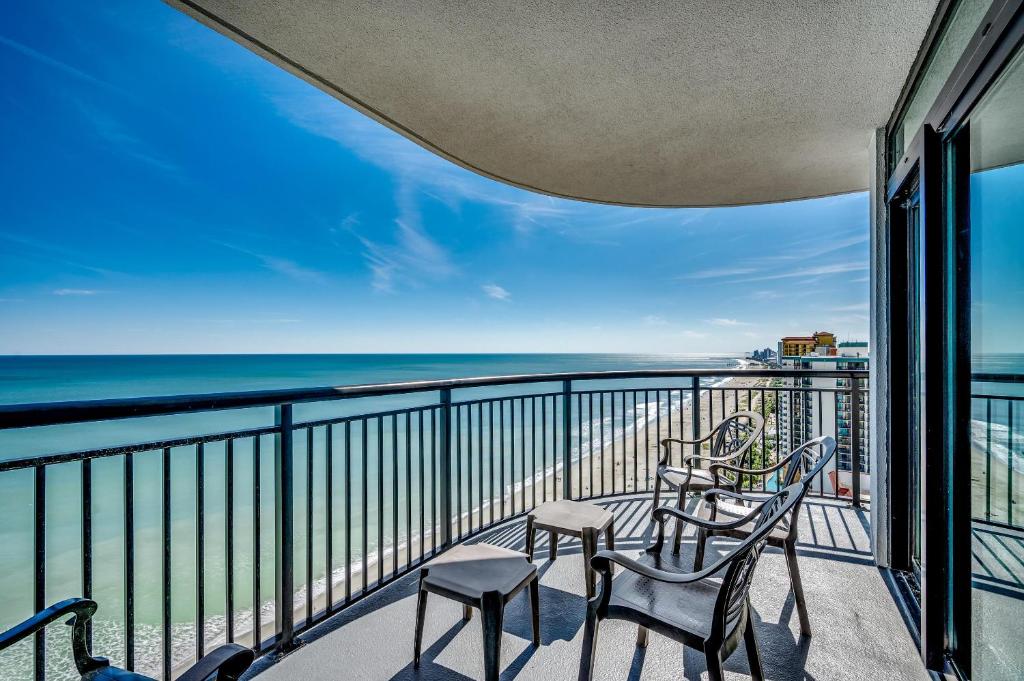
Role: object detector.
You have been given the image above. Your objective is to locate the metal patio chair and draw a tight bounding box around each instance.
[652,410,765,554]
[693,435,837,637]
[578,483,802,681]
[0,598,254,681]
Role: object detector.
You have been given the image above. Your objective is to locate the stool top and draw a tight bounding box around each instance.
[528,499,614,534]
[421,543,535,599]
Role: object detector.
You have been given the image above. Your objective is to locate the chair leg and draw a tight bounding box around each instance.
[672,489,686,555]
[693,527,707,570]
[413,585,429,667]
[744,615,765,681]
[784,540,812,637]
[463,604,473,621]
[581,528,597,599]
[549,530,559,561]
[704,646,725,681]
[635,625,649,648]
[578,607,600,681]
[480,591,504,681]
[526,515,536,562]
[529,576,540,647]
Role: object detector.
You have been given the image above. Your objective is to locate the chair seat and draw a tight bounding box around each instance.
[422,543,536,600]
[697,499,791,541]
[660,466,724,492]
[607,552,727,641]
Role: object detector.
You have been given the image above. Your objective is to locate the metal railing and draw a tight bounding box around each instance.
[0,368,867,681]
[972,373,1024,530]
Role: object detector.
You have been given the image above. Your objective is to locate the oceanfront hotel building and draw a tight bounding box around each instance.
[778,333,870,497]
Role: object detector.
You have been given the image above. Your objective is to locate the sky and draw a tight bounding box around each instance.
[0,1,871,355]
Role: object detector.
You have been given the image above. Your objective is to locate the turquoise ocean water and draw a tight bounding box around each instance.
[0,353,742,678]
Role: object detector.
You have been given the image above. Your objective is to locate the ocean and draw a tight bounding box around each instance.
[0,353,744,678]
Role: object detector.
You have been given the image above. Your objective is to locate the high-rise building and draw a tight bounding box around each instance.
[778,335,869,496]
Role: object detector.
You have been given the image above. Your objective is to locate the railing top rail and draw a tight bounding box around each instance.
[0,368,869,431]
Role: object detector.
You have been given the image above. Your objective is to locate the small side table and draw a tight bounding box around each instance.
[414,543,539,681]
[526,500,615,598]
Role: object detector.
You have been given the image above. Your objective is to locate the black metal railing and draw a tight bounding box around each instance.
[972,373,1024,530]
[0,369,868,681]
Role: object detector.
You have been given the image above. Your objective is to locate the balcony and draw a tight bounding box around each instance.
[0,368,888,681]
[245,495,925,681]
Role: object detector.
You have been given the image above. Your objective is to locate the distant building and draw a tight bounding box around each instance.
[778,334,869,496]
[779,330,836,357]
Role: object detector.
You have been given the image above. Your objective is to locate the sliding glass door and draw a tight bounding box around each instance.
[957,46,1024,681]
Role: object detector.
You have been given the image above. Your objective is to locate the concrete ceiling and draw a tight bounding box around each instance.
[167,1,940,207]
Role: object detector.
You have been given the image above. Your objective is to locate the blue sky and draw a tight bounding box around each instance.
[0,1,870,355]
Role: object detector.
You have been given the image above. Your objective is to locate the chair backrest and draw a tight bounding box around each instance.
[707,410,765,469]
[709,483,801,641]
[779,435,838,489]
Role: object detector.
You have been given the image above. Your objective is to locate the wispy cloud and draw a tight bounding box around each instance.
[642,315,669,326]
[829,302,869,313]
[682,330,707,339]
[482,284,511,301]
[707,318,752,327]
[0,34,127,95]
[214,241,327,284]
[683,266,758,280]
[733,261,868,283]
[53,288,99,296]
[357,216,455,293]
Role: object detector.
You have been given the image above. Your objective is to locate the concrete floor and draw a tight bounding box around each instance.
[246,494,928,681]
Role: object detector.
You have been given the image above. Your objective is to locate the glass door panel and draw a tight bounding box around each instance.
[965,46,1024,681]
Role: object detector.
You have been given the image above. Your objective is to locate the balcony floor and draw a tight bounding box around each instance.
[246,494,927,681]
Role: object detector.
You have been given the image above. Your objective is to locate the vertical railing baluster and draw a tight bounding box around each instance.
[362,418,369,593]
[430,410,437,555]
[162,447,172,680]
[478,402,485,528]
[377,418,384,585]
[599,393,605,496]
[576,393,583,500]
[306,427,314,623]
[850,372,862,507]
[985,399,992,521]
[33,465,45,681]
[551,396,558,500]
[531,398,537,509]
[1009,401,1015,527]
[489,401,496,522]
[124,451,135,669]
[418,411,425,562]
[691,377,701,463]
[81,459,93,650]
[644,390,651,491]
[344,422,352,603]
[326,424,334,610]
[405,412,412,571]
[456,406,463,539]
[225,439,235,642]
[467,404,475,534]
[562,381,572,500]
[438,389,452,548]
[391,414,399,577]
[274,404,296,653]
[195,443,205,661]
[500,400,507,517]
[589,393,595,498]
[521,397,527,513]
[252,437,262,650]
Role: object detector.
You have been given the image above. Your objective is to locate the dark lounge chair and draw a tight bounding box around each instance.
[578,483,802,681]
[694,435,837,637]
[0,598,254,681]
[652,410,765,554]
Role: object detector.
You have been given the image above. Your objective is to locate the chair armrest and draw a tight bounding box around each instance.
[703,488,768,504]
[590,550,709,585]
[651,505,758,531]
[0,598,108,675]
[177,643,255,681]
[658,435,712,466]
[710,456,790,478]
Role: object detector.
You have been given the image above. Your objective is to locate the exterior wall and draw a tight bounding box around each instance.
[868,125,890,567]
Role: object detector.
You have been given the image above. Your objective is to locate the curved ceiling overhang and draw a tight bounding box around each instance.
[167,1,940,208]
